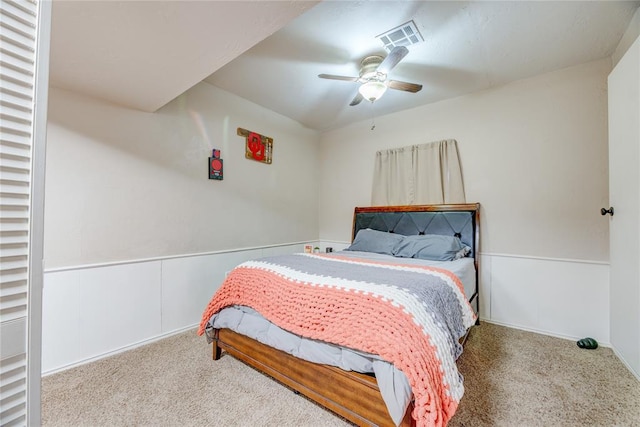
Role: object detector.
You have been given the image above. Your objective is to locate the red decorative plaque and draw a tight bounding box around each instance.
[237,128,273,164]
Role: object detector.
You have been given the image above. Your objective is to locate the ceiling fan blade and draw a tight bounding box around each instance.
[318,73,359,82]
[376,46,409,75]
[387,80,422,93]
[349,92,364,106]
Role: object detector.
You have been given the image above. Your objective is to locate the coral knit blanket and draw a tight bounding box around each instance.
[198,253,476,427]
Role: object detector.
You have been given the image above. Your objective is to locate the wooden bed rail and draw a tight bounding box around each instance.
[213,328,414,427]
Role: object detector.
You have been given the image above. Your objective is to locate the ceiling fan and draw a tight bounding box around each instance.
[318,46,422,106]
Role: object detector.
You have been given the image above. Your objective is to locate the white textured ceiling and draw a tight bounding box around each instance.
[49,0,318,112]
[50,1,639,131]
[206,1,639,131]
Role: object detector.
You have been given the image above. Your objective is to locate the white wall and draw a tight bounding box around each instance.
[45,83,320,268]
[43,59,616,372]
[43,83,320,372]
[318,59,612,343]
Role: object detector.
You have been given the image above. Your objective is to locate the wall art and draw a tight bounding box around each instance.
[208,148,223,180]
[237,127,273,164]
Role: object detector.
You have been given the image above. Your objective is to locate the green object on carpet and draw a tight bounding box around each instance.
[577,337,598,349]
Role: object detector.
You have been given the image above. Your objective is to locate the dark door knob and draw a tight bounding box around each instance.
[601,207,614,216]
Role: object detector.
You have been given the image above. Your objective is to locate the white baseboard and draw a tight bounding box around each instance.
[481,319,611,348]
[610,344,640,382]
[42,324,197,376]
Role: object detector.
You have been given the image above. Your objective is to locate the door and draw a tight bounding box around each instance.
[608,35,640,378]
[0,0,51,424]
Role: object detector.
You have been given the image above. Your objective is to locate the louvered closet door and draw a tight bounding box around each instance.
[0,0,50,425]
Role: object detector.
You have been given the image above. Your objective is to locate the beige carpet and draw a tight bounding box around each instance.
[42,322,640,426]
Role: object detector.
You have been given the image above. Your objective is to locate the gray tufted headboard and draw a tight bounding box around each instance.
[352,203,481,319]
[352,203,481,262]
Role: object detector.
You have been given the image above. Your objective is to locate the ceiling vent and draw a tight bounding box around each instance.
[376,20,424,51]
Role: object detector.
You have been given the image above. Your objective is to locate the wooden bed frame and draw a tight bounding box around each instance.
[210,203,480,426]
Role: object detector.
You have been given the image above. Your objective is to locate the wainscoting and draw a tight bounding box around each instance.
[42,245,610,375]
[42,243,312,374]
[319,241,610,343]
[479,253,609,344]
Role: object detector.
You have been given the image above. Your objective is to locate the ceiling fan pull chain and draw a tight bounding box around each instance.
[370,101,376,131]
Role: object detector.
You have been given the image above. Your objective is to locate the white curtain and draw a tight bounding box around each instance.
[371,139,466,205]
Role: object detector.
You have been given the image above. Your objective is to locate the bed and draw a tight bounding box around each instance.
[198,203,480,427]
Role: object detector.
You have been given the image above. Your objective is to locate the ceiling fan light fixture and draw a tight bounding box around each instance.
[359,81,387,102]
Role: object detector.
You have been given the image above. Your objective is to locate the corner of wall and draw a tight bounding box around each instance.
[612,6,640,67]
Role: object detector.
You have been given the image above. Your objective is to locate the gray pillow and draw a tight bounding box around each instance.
[345,228,405,255]
[393,234,470,261]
